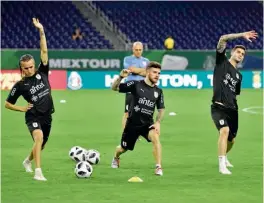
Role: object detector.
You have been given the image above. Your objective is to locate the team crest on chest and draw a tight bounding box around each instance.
[236,73,239,79]
[142,61,147,67]
[36,74,41,80]
[154,91,159,98]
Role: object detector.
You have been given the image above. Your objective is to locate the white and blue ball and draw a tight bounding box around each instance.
[85,149,100,165]
[69,146,87,162]
[75,161,93,178]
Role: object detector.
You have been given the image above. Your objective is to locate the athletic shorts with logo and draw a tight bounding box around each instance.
[121,121,155,151]
[211,103,238,141]
[124,93,133,113]
[26,114,52,148]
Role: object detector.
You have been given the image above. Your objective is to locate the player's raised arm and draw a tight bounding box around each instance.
[217,30,258,53]
[111,69,130,91]
[33,18,48,65]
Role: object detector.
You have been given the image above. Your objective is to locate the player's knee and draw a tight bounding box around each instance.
[220,127,229,137]
[150,133,160,145]
[33,130,43,143]
[116,145,126,153]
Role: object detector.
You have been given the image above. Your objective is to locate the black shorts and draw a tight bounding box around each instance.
[124,93,133,113]
[211,103,238,141]
[121,121,155,151]
[26,114,52,148]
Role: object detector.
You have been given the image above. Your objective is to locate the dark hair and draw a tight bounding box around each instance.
[146,61,161,70]
[232,45,246,52]
[19,54,34,78]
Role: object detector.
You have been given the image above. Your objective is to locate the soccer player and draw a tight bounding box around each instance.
[122,42,150,129]
[211,30,258,175]
[111,62,165,176]
[5,18,54,181]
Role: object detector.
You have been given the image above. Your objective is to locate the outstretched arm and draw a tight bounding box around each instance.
[111,69,131,91]
[217,30,258,53]
[33,18,48,65]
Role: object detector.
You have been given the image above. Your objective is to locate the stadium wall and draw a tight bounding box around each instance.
[1,50,263,70]
[1,50,263,90]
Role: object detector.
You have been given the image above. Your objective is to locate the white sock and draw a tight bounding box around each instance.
[24,157,31,163]
[35,168,42,174]
[156,164,161,168]
[218,156,226,168]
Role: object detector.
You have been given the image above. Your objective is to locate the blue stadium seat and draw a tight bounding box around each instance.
[1,1,113,49]
[94,1,263,49]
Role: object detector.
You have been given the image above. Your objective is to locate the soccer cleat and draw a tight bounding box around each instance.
[34,168,47,181]
[34,174,47,181]
[219,167,232,175]
[225,159,234,168]
[111,157,120,168]
[155,167,163,176]
[23,159,33,173]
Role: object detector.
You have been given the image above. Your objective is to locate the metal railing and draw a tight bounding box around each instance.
[84,1,130,46]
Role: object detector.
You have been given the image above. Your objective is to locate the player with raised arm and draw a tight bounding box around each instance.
[211,31,258,175]
[111,62,165,176]
[122,42,150,129]
[5,18,54,181]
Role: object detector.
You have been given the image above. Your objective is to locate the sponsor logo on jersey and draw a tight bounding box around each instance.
[31,95,38,102]
[134,105,140,112]
[36,74,41,80]
[154,91,159,98]
[30,82,45,94]
[68,71,83,90]
[138,97,155,108]
[224,73,239,92]
[10,88,16,96]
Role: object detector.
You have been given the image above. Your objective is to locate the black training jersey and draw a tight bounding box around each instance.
[119,80,165,125]
[6,61,55,116]
[212,49,242,110]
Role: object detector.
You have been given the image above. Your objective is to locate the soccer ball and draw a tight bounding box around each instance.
[85,149,100,165]
[69,146,87,162]
[75,161,93,178]
[69,146,82,160]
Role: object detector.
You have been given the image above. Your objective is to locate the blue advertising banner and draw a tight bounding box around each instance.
[67,71,263,90]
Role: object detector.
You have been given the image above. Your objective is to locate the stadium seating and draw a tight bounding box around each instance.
[1,1,262,50]
[1,1,113,49]
[94,1,263,49]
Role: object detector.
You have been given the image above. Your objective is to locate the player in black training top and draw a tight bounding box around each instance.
[111,61,165,176]
[5,18,54,181]
[211,30,258,175]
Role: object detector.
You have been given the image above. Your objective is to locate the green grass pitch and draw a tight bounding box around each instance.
[1,89,263,203]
